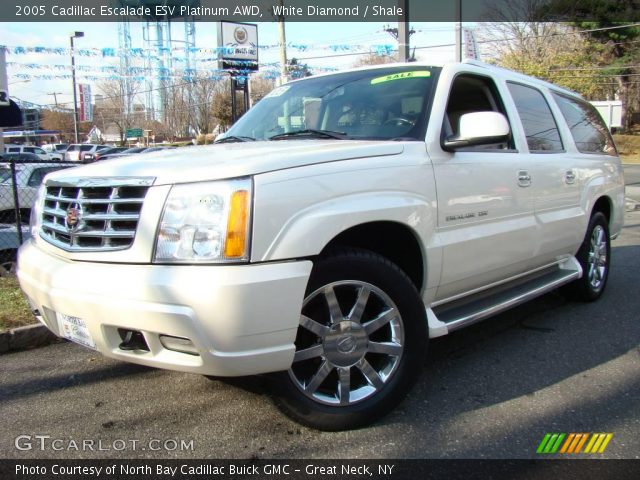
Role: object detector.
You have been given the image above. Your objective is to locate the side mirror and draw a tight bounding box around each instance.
[442,111,510,151]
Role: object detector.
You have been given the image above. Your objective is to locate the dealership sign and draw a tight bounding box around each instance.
[217,21,258,71]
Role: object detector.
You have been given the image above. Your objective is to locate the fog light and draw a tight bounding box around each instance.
[159,335,199,356]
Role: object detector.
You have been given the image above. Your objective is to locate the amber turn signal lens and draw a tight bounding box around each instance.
[224,190,249,258]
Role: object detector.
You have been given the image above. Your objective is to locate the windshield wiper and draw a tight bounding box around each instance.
[269,129,346,140]
[214,135,256,143]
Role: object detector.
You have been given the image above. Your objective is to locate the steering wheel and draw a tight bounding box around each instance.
[383,117,415,127]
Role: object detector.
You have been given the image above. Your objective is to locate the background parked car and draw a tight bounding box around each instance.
[64,144,110,162]
[92,147,129,161]
[0,152,43,163]
[0,223,30,275]
[42,143,70,156]
[97,146,177,161]
[140,146,176,153]
[3,145,62,161]
[0,161,76,224]
[95,146,148,161]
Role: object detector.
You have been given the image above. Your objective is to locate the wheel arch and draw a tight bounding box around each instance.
[591,195,612,224]
[320,221,426,293]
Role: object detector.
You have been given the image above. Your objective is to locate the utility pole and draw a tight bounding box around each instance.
[455,0,462,62]
[48,92,62,107]
[397,0,410,62]
[277,0,288,85]
[70,31,84,143]
[0,47,7,154]
[385,0,414,63]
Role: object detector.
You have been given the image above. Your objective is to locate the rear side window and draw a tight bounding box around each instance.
[80,145,93,152]
[551,92,617,155]
[507,82,563,152]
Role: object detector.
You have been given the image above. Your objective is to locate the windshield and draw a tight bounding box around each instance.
[225,66,440,141]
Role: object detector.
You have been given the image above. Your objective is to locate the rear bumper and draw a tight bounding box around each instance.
[17,240,312,376]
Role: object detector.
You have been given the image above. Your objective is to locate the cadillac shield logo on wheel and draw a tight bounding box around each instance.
[65,203,83,232]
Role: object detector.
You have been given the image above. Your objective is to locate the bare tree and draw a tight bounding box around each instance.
[250,76,276,104]
[353,53,396,68]
[40,110,75,139]
[478,3,613,99]
[96,77,144,145]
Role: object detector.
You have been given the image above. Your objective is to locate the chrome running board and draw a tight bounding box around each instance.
[427,257,582,337]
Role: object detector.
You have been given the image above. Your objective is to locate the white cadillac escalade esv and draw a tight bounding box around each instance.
[17,60,624,430]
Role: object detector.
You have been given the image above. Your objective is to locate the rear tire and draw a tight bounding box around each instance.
[272,249,427,431]
[563,212,610,302]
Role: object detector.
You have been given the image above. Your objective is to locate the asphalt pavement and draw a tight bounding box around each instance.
[1,171,639,460]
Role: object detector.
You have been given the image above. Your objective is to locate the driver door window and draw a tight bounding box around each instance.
[443,74,514,150]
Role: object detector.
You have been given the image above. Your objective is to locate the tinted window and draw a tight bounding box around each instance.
[80,145,93,152]
[507,83,563,152]
[551,92,617,155]
[8,147,20,152]
[24,147,35,153]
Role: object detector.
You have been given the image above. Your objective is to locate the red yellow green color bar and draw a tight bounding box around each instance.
[537,433,613,454]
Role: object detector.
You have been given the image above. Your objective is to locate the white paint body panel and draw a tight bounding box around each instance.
[17,61,625,376]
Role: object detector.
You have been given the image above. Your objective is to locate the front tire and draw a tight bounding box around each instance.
[564,212,611,302]
[272,249,427,431]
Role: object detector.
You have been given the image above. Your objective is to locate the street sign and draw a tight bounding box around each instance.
[126,128,143,138]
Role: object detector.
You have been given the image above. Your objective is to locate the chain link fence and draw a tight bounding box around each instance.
[0,156,86,275]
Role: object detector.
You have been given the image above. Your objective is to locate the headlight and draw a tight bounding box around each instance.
[154,178,252,263]
[30,184,46,238]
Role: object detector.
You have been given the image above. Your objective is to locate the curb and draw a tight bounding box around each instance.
[0,323,61,354]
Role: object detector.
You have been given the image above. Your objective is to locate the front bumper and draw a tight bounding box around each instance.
[17,240,312,376]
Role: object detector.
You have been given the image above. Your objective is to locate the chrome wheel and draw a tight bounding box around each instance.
[289,280,404,406]
[587,225,608,290]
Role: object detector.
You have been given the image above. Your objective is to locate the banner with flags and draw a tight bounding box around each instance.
[78,83,93,122]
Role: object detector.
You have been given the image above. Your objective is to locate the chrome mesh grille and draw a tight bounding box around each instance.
[40,181,150,251]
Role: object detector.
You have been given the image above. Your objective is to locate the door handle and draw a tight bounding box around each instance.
[517,170,531,187]
[565,170,576,184]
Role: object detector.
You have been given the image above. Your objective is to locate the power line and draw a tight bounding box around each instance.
[11,22,640,110]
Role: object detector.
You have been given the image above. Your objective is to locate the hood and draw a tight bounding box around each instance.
[45,140,405,186]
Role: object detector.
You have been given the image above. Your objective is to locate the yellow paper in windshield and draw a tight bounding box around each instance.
[370,70,431,85]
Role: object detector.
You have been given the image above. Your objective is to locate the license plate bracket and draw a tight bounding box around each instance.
[56,313,96,349]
